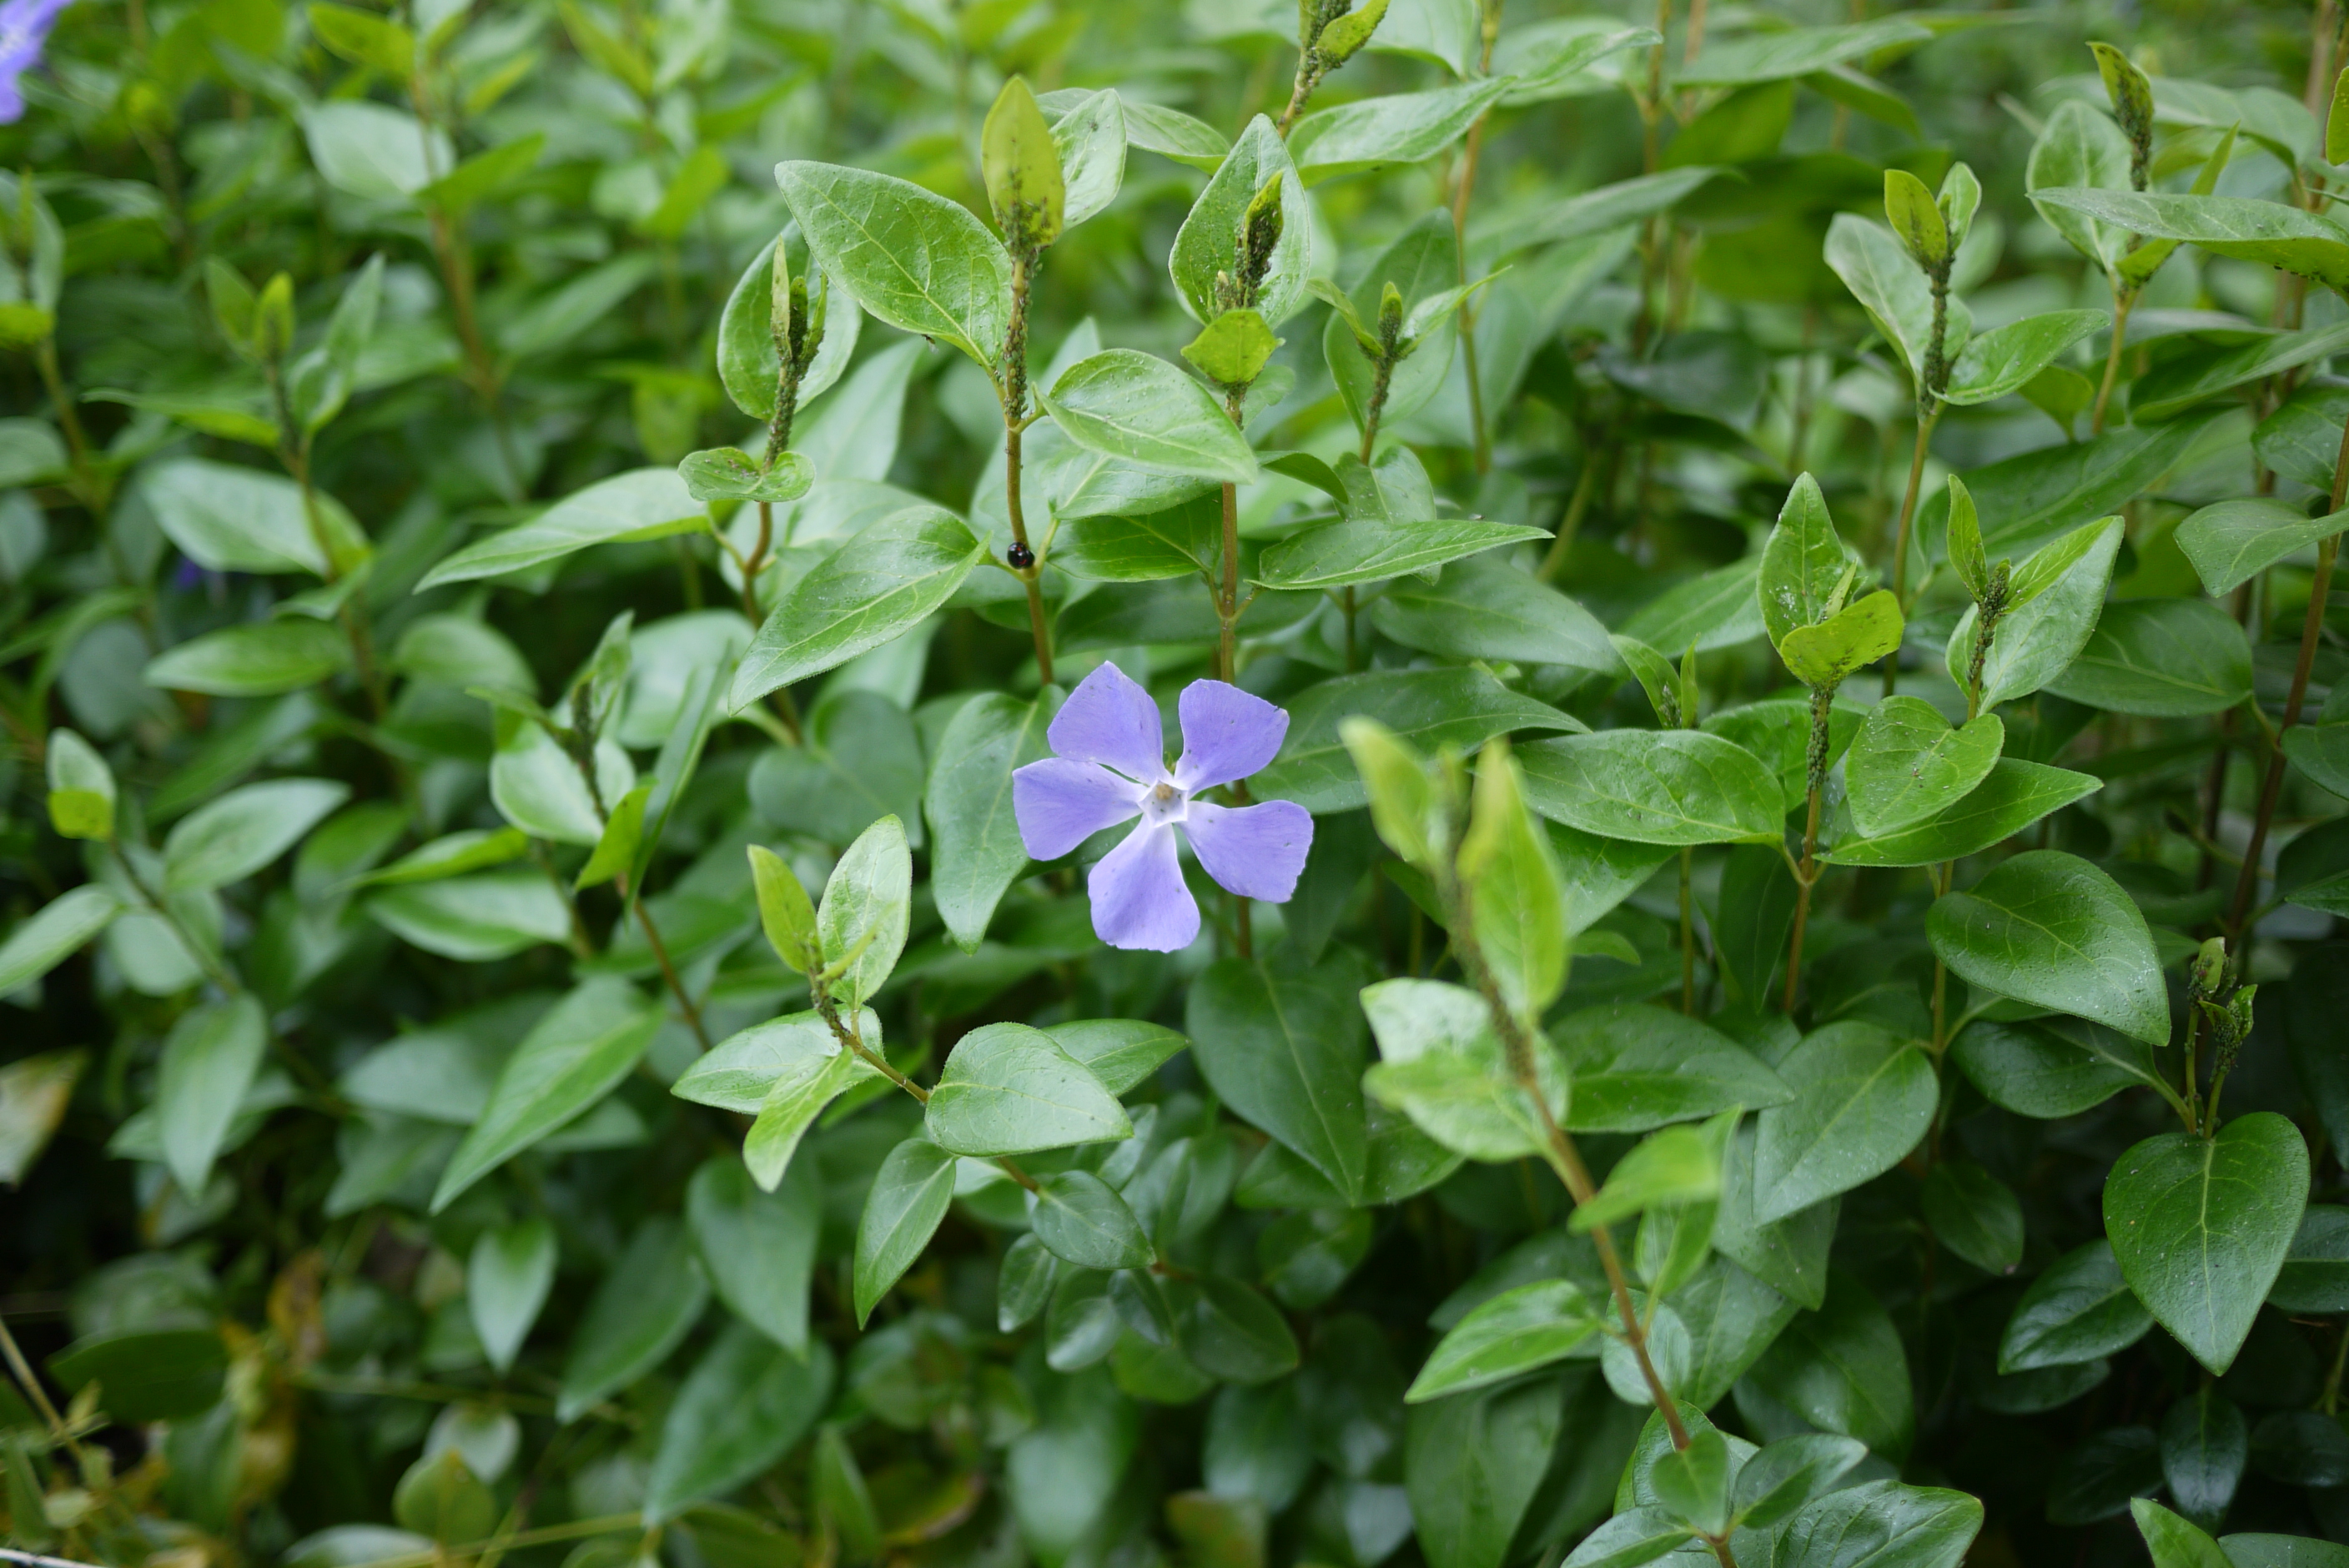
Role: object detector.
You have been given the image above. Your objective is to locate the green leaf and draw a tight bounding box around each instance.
[303,100,451,200]
[489,722,632,847]
[1555,1004,1791,1131]
[1184,309,1280,389]
[1778,591,1904,689]
[2271,1204,2349,1313]
[853,1135,958,1324]
[644,1325,834,1522]
[1920,1159,2023,1275]
[1844,698,2003,838]
[1758,473,1858,649]
[2131,1499,2234,1568]
[1517,730,1783,846]
[1177,1275,1300,1383]
[1884,168,1948,266]
[1575,1115,1730,1231]
[46,1327,227,1425]
[1406,1280,1602,1402]
[1923,420,2210,563]
[357,827,531,888]
[420,469,705,589]
[1460,741,1569,1020]
[1188,957,1367,1203]
[1946,517,2123,712]
[1561,1507,1693,1568]
[926,1023,1132,1157]
[394,1451,497,1544]
[1362,977,1565,1162]
[1258,667,1582,814]
[1674,18,1931,84]
[1928,850,2170,1046]
[747,688,924,848]
[1944,310,2105,405]
[162,777,349,892]
[729,506,986,710]
[467,1219,556,1374]
[2130,319,2349,425]
[686,1154,822,1354]
[1039,349,1258,483]
[142,457,370,578]
[1042,1020,1188,1096]
[2176,500,2349,596]
[1999,1238,2152,1372]
[1949,1016,2165,1120]
[2032,188,2349,289]
[432,978,664,1212]
[717,232,860,422]
[744,1047,877,1192]
[2157,1387,2245,1532]
[775,160,1012,365]
[44,729,114,841]
[816,815,912,1010]
[365,871,575,962]
[1049,88,1126,229]
[1031,1170,1152,1269]
[1288,79,1513,185]
[1750,1023,1937,1224]
[982,76,1065,246]
[1371,555,1619,671]
[925,690,1057,950]
[679,447,813,505]
[1745,1274,1915,1459]
[1322,211,1463,430]
[1169,117,1310,326]
[0,885,123,996]
[1051,495,1219,580]
[1823,214,1970,387]
[1772,1481,1980,1568]
[2044,597,2253,718]
[156,994,268,1196]
[2103,1112,2310,1375]
[1255,520,1547,591]
[146,618,351,696]
[557,1219,710,1420]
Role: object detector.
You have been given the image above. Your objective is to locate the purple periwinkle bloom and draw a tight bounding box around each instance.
[0,0,64,124]
[1013,661,1313,952]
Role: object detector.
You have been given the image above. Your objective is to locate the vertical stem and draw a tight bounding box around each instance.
[1219,480,1241,684]
[1538,452,1600,583]
[1881,411,1937,698]
[1452,0,1502,476]
[627,886,712,1051]
[1781,686,1833,1013]
[2090,287,2134,435]
[2226,409,2349,936]
[1000,250,1054,687]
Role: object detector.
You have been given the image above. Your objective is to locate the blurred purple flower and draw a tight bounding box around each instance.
[0,0,64,124]
[1013,661,1313,952]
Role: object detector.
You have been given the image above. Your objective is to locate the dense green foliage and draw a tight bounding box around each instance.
[6,0,2349,1565]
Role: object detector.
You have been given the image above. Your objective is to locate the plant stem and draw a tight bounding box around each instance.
[111,841,239,996]
[2090,286,2135,435]
[1537,452,1599,583]
[1218,481,1242,683]
[1451,0,1503,475]
[2226,409,2349,936]
[1001,250,1054,686]
[1882,409,1938,697]
[629,892,710,1051]
[1780,686,1833,1013]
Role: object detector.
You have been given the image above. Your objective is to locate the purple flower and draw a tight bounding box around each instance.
[1013,661,1314,952]
[0,0,63,124]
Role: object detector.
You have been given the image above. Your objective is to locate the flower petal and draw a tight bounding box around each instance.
[1174,679,1290,792]
[1049,661,1167,783]
[1013,758,1143,860]
[1185,800,1314,902]
[1088,820,1199,952]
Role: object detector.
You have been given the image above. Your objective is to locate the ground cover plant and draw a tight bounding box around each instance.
[4,0,2349,1564]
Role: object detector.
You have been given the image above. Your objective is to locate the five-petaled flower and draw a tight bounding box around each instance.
[1013,662,1313,952]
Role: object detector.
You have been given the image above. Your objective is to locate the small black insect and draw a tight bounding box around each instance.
[1007,540,1034,570]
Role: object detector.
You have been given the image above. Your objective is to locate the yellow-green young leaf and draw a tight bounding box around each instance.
[1572,1112,1732,1232]
[1457,739,1567,1020]
[558,0,651,96]
[254,274,296,360]
[2331,65,2349,167]
[817,816,911,1009]
[575,783,651,889]
[1884,168,1947,267]
[748,845,819,972]
[1181,309,1279,386]
[982,77,1064,248]
[1778,590,1904,689]
[1945,474,1989,602]
[1938,162,1981,254]
[2088,43,2154,144]
[1315,0,1390,62]
[1340,717,1446,872]
[45,728,113,841]
[308,3,415,75]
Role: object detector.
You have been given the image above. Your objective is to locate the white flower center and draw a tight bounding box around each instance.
[1139,778,1189,827]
